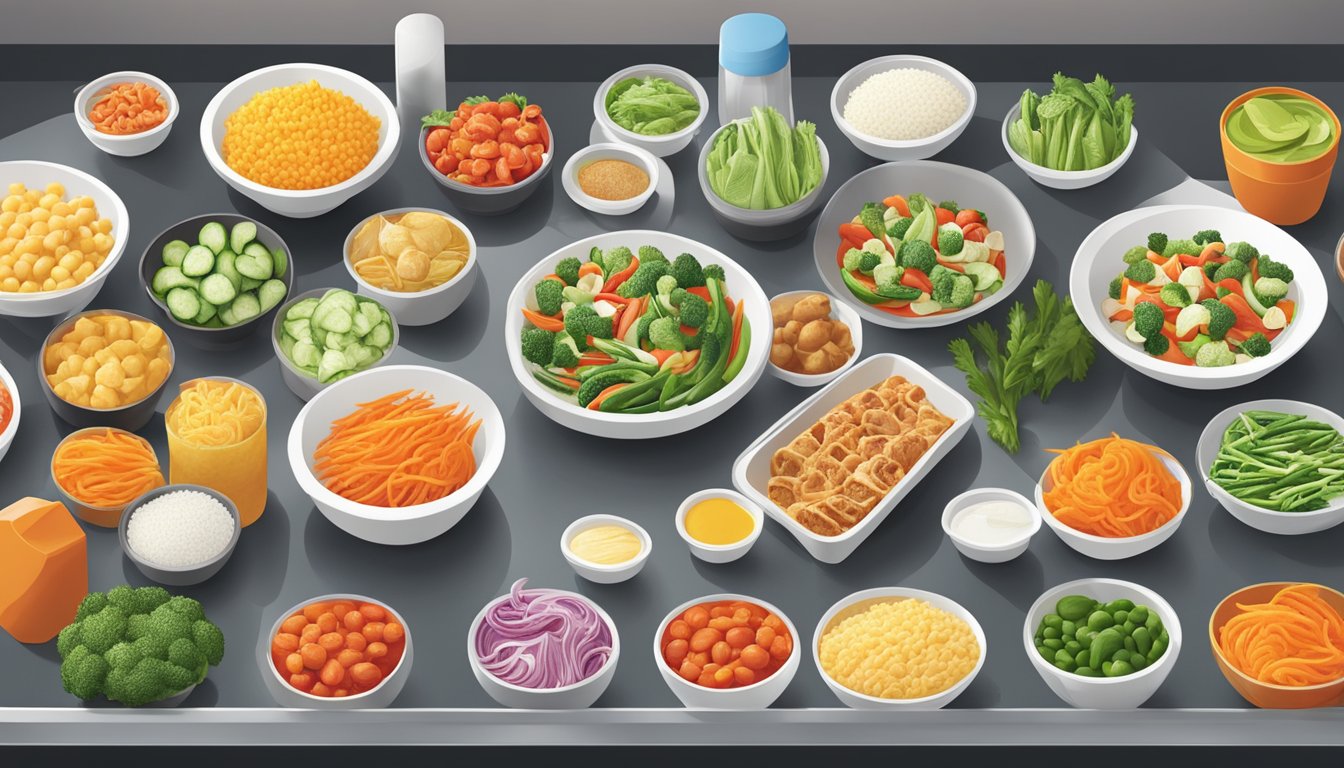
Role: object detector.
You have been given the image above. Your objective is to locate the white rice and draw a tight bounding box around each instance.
[127,489,234,568]
[843,68,967,141]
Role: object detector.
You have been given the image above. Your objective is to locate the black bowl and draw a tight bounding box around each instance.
[39,309,175,431]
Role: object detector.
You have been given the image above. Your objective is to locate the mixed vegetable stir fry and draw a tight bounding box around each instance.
[518,245,751,413]
[1101,230,1296,367]
[837,193,1005,317]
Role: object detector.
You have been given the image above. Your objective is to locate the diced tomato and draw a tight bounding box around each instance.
[902,268,933,293]
[839,223,871,250]
[954,209,982,227]
[935,207,956,226]
[963,224,988,242]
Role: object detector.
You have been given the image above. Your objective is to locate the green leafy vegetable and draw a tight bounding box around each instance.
[1211,411,1344,512]
[706,106,823,210]
[1007,72,1135,172]
[605,76,700,136]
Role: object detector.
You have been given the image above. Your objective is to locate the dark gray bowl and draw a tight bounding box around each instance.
[418,121,555,216]
[138,213,295,348]
[39,309,175,431]
[118,483,241,587]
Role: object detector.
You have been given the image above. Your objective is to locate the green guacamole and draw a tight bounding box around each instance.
[1226,94,1336,163]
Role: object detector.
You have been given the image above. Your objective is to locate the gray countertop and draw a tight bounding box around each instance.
[1,71,1343,742]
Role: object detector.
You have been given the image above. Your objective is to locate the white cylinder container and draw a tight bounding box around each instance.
[717,13,793,125]
[394,14,445,129]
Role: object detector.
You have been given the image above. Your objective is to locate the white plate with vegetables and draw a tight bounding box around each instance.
[1071,205,1326,389]
[813,161,1035,329]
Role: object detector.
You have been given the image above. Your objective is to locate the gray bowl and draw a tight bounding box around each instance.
[118,483,241,587]
[697,125,830,242]
[39,309,175,431]
[418,122,555,216]
[270,287,400,402]
[51,427,163,529]
[139,213,296,348]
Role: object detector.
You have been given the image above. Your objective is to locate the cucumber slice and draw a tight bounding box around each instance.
[215,250,243,289]
[161,239,190,268]
[199,273,238,306]
[198,221,227,255]
[290,339,321,370]
[229,292,262,324]
[192,299,217,326]
[315,302,353,333]
[230,221,258,254]
[317,349,352,383]
[910,299,944,316]
[286,297,319,320]
[271,247,288,279]
[238,276,263,292]
[278,333,296,361]
[235,250,273,280]
[181,245,216,278]
[283,318,312,342]
[258,279,288,313]
[151,266,196,296]
[203,316,224,328]
[218,304,238,326]
[367,322,392,350]
[165,287,201,322]
[963,262,1001,291]
[351,310,373,337]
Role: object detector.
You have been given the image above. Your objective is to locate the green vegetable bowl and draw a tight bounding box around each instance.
[697,122,830,242]
[1002,101,1138,190]
[271,287,399,402]
[595,64,708,158]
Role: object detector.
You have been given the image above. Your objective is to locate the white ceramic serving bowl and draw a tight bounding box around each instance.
[260,594,413,709]
[467,586,619,709]
[593,64,709,158]
[73,71,179,157]
[560,514,652,584]
[674,488,764,564]
[341,207,478,327]
[287,365,505,545]
[733,353,974,564]
[1071,204,1326,389]
[697,127,831,240]
[0,161,129,318]
[1035,446,1191,560]
[653,593,800,709]
[1196,398,1344,535]
[941,487,1041,564]
[812,160,1036,329]
[1001,102,1138,190]
[1024,578,1182,709]
[271,287,400,402]
[814,587,986,710]
[830,55,977,162]
[505,230,772,440]
[0,360,19,465]
[562,142,660,216]
[200,63,400,218]
[765,290,864,387]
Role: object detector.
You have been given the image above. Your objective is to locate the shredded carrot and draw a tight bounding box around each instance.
[1042,434,1183,538]
[312,389,481,508]
[52,429,164,508]
[1218,584,1344,687]
[0,384,11,434]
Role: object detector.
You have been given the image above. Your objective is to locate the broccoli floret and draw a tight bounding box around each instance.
[947,274,976,308]
[1124,260,1156,283]
[520,327,556,365]
[75,592,109,622]
[670,252,705,288]
[1122,245,1149,265]
[859,202,887,237]
[1256,256,1294,282]
[931,269,958,305]
[1196,339,1236,367]
[104,642,142,671]
[1108,275,1124,300]
[1193,229,1223,246]
[702,264,726,283]
[907,193,931,214]
[1143,332,1170,356]
[1163,238,1200,258]
[1203,261,1222,279]
[648,316,685,351]
[534,279,563,316]
[858,251,882,273]
[887,216,914,240]
[677,293,710,328]
[148,604,193,644]
[1253,276,1289,305]
[1238,332,1272,357]
[105,657,181,708]
[938,200,960,213]
[60,646,109,701]
[898,239,938,274]
[191,620,225,667]
[873,263,904,294]
[551,331,581,368]
[637,245,667,264]
[1213,260,1248,283]
[168,637,204,674]
[1160,282,1192,308]
[80,606,128,655]
[564,305,599,349]
[1147,232,1168,254]
[842,247,865,272]
[1132,301,1165,340]
[132,633,169,662]
[554,257,582,286]
[615,260,669,298]
[603,246,635,276]
[655,274,678,298]
[1201,299,1236,341]
[1224,241,1259,264]
[938,228,964,256]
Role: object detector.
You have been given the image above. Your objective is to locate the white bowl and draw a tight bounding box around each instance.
[1001,102,1138,190]
[1024,578,1182,709]
[732,353,974,564]
[467,586,619,709]
[653,593,800,709]
[812,160,1036,329]
[941,487,1040,564]
[698,127,830,240]
[561,143,660,216]
[560,514,652,584]
[200,63,400,219]
[271,287,400,402]
[287,365,505,545]
[504,230,772,440]
[0,161,129,318]
[73,71,179,157]
[1070,204,1326,389]
[814,587,986,710]
[765,290,863,387]
[260,594,413,709]
[1035,446,1191,560]
[0,360,19,465]
[830,55,976,162]
[1197,399,1344,535]
[593,64,709,158]
[675,488,763,564]
[341,207,478,327]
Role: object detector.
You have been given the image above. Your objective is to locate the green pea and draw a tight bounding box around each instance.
[1057,595,1097,622]
[1064,640,1082,656]
[1105,599,1135,613]
[1055,648,1076,666]
[1087,610,1115,631]
[1088,628,1123,669]
[1148,637,1167,662]
[1159,628,1169,644]
[1113,609,1129,625]
[1055,659,1076,672]
[1111,649,1131,664]
[1123,635,1137,653]
[1076,628,1095,649]
[1043,614,1063,630]
[1075,649,1090,667]
[1060,620,1076,637]
[1037,644,1056,663]
[1101,660,1113,676]
[1075,666,1099,677]
[1043,638,1063,651]
[1129,606,1149,626]
[1043,626,1062,640]
[1107,659,1135,677]
[1133,627,1152,655]
[1145,612,1163,634]
[1130,653,1148,671]
[1114,622,1131,637]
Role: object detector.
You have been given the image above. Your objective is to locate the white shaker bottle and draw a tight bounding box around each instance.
[717,13,793,126]
[394,13,446,129]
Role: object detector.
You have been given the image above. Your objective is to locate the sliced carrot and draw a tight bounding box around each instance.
[901,268,933,294]
[541,273,564,285]
[521,307,564,331]
[593,292,633,304]
[602,257,640,293]
[578,261,603,278]
[1277,298,1296,324]
[587,383,627,410]
[727,299,745,362]
[649,348,679,365]
[615,295,644,340]
[838,223,872,250]
[883,195,911,217]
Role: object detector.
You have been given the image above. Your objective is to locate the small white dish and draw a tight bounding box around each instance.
[1035,447,1191,560]
[830,55,976,162]
[593,64,708,158]
[1196,399,1344,535]
[341,207,478,327]
[1001,102,1138,190]
[941,487,1040,564]
[675,488,763,564]
[0,360,20,465]
[653,593,800,709]
[765,290,863,388]
[1024,578,1181,709]
[562,143,660,216]
[561,514,652,584]
[74,71,179,157]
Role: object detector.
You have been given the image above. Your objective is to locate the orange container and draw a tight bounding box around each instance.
[165,376,268,527]
[1209,582,1344,709]
[1221,87,1340,226]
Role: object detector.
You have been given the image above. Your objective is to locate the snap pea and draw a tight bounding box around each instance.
[1032,594,1171,680]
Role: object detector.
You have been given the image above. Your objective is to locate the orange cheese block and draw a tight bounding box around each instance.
[0,497,88,643]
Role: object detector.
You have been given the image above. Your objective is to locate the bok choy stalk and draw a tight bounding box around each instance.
[1007,72,1135,172]
[706,106,823,210]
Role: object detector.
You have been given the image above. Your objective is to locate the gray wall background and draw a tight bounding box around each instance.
[4,0,1343,44]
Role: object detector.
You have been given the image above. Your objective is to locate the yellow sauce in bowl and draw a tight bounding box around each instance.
[684,497,755,545]
[568,524,641,565]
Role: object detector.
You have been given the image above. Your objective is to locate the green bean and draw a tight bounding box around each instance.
[1212,410,1344,512]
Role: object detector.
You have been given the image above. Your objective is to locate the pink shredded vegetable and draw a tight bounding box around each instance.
[474,578,614,689]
